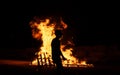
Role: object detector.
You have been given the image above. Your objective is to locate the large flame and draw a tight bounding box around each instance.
[29,16,93,67]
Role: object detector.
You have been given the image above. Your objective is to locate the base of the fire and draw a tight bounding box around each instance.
[30,56,94,68]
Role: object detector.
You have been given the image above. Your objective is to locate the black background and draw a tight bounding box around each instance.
[0,1,119,60]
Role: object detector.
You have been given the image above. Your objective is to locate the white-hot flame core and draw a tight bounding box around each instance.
[38,19,55,55]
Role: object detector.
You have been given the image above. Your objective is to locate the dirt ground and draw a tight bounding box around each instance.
[0,64,119,75]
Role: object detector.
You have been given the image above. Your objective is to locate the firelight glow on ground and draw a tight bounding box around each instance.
[0,59,30,66]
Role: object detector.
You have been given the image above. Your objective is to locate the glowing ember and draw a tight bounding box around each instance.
[80,61,86,65]
[29,16,93,67]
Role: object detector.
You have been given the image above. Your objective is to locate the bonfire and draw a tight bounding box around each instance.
[29,16,93,68]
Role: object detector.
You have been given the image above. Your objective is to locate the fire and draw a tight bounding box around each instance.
[29,16,93,67]
[80,61,86,65]
[61,46,77,64]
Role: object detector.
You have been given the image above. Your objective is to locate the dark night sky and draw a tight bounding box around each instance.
[0,2,119,49]
[0,2,119,61]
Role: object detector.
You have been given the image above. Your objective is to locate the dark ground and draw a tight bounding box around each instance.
[0,64,119,75]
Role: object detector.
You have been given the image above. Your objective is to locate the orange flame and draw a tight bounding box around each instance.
[29,16,93,67]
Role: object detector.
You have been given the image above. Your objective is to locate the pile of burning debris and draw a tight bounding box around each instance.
[31,52,94,68]
[29,16,94,68]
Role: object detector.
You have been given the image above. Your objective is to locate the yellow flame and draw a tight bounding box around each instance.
[61,45,77,64]
[29,16,91,67]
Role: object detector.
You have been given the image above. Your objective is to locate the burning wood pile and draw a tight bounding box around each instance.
[29,16,94,68]
[32,52,93,68]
